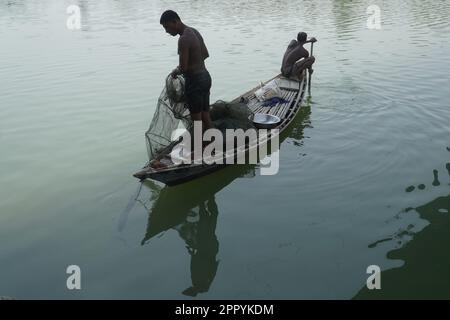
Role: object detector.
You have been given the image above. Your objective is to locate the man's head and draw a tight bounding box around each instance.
[160,10,181,36]
[297,32,307,44]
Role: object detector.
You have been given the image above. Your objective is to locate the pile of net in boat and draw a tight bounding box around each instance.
[145,74,255,162]
[209,100,255,132]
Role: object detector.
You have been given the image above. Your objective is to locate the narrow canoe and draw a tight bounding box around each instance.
[133,73,307,186]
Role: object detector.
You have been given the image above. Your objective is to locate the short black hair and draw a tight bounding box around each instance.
[160,10,180,24]
[297,32,307,42]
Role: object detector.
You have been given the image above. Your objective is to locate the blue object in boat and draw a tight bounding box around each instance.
[261,97,289,107]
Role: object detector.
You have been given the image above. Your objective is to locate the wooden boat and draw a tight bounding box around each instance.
[133,72,308,186]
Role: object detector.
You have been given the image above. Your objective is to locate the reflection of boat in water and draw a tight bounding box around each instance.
[141,164,256,297]
[141,164,255,243]
[136,99,312,297]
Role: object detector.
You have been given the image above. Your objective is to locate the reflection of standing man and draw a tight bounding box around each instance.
[160,10,214,133]
[176,196,219,297]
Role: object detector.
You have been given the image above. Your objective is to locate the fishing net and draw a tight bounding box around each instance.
[209,100,255,132]
[145,74,255,163]
[145,75,192,161]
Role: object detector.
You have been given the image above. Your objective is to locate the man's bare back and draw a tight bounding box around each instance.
[282,40,309,73]
[178,27,209,75]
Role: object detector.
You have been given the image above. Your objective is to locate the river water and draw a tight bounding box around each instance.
[1,0,450,299]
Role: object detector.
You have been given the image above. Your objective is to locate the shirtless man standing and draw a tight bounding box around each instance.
[281,32,317,80]
[160,10,213,132]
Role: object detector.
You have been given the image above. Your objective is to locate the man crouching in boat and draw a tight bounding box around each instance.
[281,32,317,80]
[160,10,213,133]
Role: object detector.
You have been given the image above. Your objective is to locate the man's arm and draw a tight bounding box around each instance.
[305,37,317,44]
[178,36,190,74]
[201,38,209,60]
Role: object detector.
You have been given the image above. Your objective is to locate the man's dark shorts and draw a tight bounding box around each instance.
[185,69,212,114]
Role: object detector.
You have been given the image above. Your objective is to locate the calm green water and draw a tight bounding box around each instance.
[1,0,450,299]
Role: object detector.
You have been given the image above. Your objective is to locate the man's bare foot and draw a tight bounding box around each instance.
[150,159,167,170]
[293,72,305,82]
